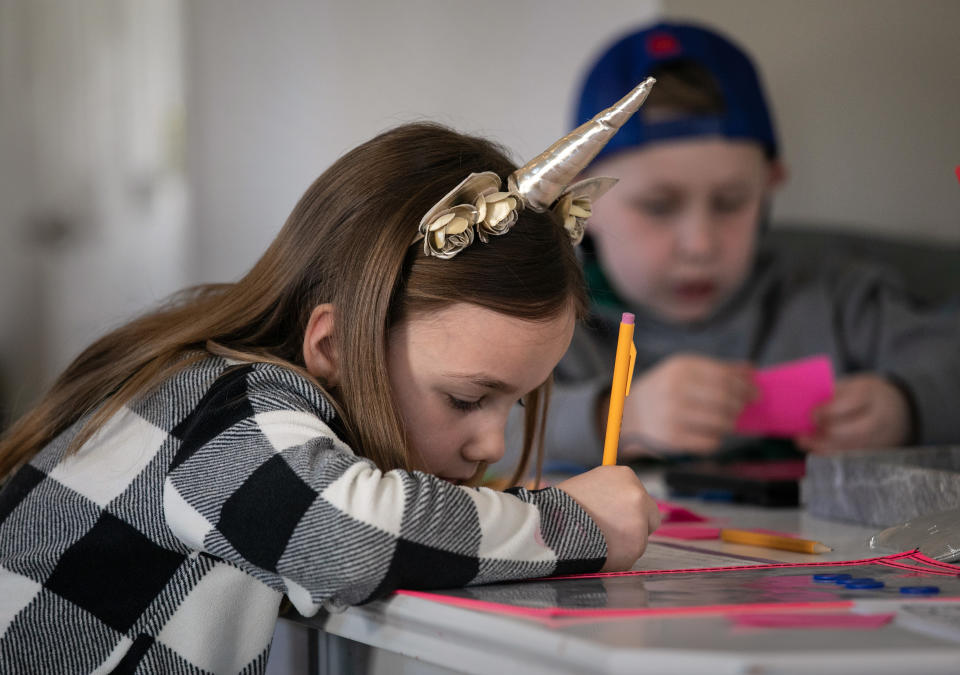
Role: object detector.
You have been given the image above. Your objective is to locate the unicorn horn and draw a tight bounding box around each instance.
[508,77,655,212]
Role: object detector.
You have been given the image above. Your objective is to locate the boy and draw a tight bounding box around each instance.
[538,21,960,466]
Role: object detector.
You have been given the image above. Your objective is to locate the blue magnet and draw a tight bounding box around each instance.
[899,586,940,595]
[813,573,852,582]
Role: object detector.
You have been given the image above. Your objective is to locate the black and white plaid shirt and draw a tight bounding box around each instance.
[0,356,605,673]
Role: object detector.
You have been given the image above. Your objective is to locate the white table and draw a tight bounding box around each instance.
[282,480,960,675]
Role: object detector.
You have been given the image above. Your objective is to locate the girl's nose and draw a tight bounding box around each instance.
[462,424,506,466]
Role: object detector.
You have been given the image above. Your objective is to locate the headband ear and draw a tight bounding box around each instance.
[552,176,619,246]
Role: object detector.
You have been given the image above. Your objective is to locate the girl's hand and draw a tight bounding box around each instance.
[795,374,911,453]
[556,466,661,572]
[607,354,757,458]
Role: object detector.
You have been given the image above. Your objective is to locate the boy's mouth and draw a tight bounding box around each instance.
[672,280,717,302]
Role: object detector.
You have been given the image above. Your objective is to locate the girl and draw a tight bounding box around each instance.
[0,86,660,672]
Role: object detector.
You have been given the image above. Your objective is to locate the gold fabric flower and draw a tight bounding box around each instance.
[476,191,520,242]
[416,172,520,258]
[553,177,619,245]
[423,204,477,259]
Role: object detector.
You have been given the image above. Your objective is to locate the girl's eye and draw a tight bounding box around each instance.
[447,395,483,412]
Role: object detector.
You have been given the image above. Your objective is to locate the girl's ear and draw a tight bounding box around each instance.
[303,303,340,385]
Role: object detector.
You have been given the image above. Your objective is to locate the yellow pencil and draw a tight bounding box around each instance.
[602,312,637,466]
[720,529,832,554]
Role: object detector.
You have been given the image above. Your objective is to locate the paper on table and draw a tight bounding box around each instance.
[398,551,960,623]
[633,541,764,570]
[731,611,894,629]
[736,355,834,436]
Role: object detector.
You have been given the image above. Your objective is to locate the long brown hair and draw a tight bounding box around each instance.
[0,123,587,484]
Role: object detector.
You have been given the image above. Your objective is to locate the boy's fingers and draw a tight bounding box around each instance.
[816,395,870,425]
[814,380,870,424]
[684,385,749,418]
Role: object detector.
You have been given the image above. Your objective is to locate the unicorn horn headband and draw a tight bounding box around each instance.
[415,77,655,259]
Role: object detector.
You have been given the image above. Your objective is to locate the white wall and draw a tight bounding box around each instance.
[184,0,661,284]
[666,0,960,242]
[0,0,188,416]
[187,0,959,289]
[4,0,957,416]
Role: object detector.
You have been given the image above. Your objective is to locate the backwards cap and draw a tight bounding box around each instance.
[575,22,778,163]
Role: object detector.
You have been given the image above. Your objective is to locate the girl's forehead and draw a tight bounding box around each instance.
[390,302,575,394]
[405,302,574,342]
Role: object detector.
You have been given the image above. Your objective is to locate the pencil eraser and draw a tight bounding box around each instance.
[621,312,635,324]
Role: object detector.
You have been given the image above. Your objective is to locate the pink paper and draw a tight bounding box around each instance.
[736,355,834,436]
[653,525,721,540]
[396,551,959,625]
[397,589,856,622]
[655,500,709,523]
[730,612,894,630]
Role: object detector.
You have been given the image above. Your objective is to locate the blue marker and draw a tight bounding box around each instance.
[843,578,884,589]
[899,586,940,595]
[813,573,852,583]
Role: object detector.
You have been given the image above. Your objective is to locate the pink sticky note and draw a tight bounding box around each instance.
[656,500,709,523]
[736,355,834,436]
[653,525,721,540]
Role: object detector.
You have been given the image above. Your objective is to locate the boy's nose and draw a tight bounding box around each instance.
[676,215,718,259]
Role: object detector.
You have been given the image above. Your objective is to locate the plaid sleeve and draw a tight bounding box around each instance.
[163,363,606,616]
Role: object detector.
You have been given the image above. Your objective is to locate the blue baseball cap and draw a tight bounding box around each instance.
[575,22,779,162]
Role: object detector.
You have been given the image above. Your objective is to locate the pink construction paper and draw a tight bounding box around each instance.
[548,550,925,581]
[736,355,834,436]
[655,500,709,523]
[730,612,894,630]
[396,589,855,622]
[395,551,960,625]
[653,525,721,540]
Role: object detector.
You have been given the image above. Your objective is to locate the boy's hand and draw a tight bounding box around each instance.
[610,354,757,457]
[795,374,911,453]
[556,466,661,572]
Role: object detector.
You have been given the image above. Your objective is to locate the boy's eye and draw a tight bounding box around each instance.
[712,194,749,214]
[632,199,679,217]
[447,395,483,412]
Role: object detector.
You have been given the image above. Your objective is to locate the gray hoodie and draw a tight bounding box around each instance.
[500,245,960,471]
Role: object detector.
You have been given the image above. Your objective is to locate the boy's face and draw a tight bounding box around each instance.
[587,139,781,324]
[387,302,575,483]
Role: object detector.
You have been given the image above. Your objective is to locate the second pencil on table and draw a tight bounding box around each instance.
[720,529,832,554]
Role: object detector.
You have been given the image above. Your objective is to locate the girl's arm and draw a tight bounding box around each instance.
[163,363,606,616]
